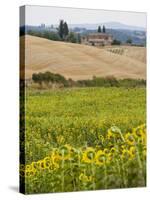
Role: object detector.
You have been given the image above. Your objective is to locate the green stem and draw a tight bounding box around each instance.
[61,149,65,192]
[104,160,107,189]
[69,159,76,191]
[135,144,145,184]
[78,150,81,190]
[121,159,127,187]
[91,156,96,190]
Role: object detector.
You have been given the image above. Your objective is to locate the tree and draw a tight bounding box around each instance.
[32,72,68,87]
[77,33,81,43]
[98,26,101,33]
[58,20,69,40]
[63,22,69,38]
[126,38,132,44]
[111,39,121,45]
[32,73,43,85]
[102,25,106,33]
[58,20,64,39]
[66,32,77,43]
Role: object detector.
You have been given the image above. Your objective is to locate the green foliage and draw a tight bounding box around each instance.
[32,72,68,87]
[111,39,121,45]
[58,20,69,40]
[27,30,61,41]
[98,26,101,33]
[102,25,106,33]
[58,20,65,39]
[32,72,146,89]
[66,32,77,43]
[27,21,81,44]
[126,38,132,44]
[63,22,69,38]
[77,33,81,43]
[77,76,146,88]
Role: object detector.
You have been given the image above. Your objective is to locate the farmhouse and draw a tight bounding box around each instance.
[81,33,113,46]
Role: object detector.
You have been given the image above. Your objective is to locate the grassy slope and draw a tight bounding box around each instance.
[21,35,146,80]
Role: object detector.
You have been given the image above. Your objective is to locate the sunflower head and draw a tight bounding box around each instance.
[121,149,130,160]
[129,146,136,159]
[107,129,114,140]
[43,157,51,168]
[58,144,72,160]
[82,147,96,163]
[125,133,135,146]
[79,173,93,183]
[95,150,105,166]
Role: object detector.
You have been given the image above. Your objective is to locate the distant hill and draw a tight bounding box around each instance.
[68,22,146,31]
[20,35,146,80]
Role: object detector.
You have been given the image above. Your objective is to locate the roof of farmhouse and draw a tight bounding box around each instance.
[82,33,113,39]
[87,33,112,37]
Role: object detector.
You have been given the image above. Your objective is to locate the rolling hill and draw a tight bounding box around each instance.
[20,35,146,80]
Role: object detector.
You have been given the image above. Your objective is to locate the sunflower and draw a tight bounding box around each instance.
[107,152,113,163]
[36,160,43,170]
[103,148,109,154]
[58,144,72,160]
[25,169,36,177]
[121,149,130,160]
[70,147,81,162]
[129,146,136,159]
[43,157,51,168]
[107,129,114,140]
[25,164,32,171]
[20,169,25,177]
[110,147,117,154]
[39,160,45,170]
[79,173,93,183]
[95,150,105,166]
[133,125,146,140]
[125,133,135,146]
[31,161,40,170]
[49,162,59,171]
[51,150,61,165]
[82,147,96,163]
[20,164,25,170]
[25,170,31,177]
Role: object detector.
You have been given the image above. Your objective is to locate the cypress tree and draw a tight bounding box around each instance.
[102,25,106,33]
[98,26,101,33]
[63,22,69,38]
[58,20,64,39]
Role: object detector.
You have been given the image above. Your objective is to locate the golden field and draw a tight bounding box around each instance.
[20,35,146,80]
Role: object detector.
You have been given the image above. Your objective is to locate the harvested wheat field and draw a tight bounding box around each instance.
[20,35,146,80]
[104,46,146,63]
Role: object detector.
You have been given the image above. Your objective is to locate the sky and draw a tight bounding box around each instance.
[22,5,146,28]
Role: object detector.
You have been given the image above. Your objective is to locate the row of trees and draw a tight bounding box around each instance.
[27,20,81,44]
[32,71,68,87]
[27,30,61,41]
[58,20,81,43]
[111,38,133,45]
[32,71,146,88]
[97,25,106,33]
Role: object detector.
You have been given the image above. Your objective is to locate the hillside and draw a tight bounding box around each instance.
[104,46,146,63]
[20,35,146,80]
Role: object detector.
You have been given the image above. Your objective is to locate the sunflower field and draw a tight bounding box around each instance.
[20,87,146,194]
